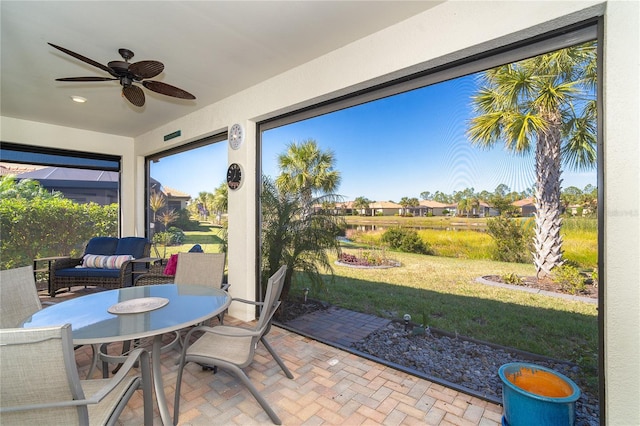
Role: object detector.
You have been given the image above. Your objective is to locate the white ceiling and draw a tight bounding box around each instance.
[1,1,440,138]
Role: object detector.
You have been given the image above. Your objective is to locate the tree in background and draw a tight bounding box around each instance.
[432,191,452,204]
[467,41,597,278]
[420,191,433,200]
[149,190,166,223]
[399,197,419,216]
[211,182,228,224]
[489,184,519,216]
[353,196,372,216]
[454,188,479,217]
[261,176,344,302]
[276,139,341,206]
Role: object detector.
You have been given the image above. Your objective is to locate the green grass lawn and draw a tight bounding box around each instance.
[158,218,599,393]
[289,250,599,393]
[153,222,225,258]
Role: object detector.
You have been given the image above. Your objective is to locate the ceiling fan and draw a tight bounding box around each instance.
[48,43,196,107]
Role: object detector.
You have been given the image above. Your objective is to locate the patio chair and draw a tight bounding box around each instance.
[105,252,228,376]
[0,265,48,328]
[135,251,228,320]
[0,324,152,426]
[0,266,101,378]
[173,265,293,425]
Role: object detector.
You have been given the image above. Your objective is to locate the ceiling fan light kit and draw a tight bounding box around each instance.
[48,42,196,107]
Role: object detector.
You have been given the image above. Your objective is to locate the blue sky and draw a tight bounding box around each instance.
[152,73,597,202]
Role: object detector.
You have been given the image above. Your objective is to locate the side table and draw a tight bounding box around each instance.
[130,257,162,286]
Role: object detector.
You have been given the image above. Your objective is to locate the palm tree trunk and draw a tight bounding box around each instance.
[533,112,564,278]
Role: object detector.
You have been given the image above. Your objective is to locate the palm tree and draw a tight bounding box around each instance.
[467,41,597,278]
[211,182,228,224]
[261,176,344,302]
[275,139,341,205]
[353,196,371,216]
[399,197,419,216]
[192,191,213,221]
[149,190,166,224]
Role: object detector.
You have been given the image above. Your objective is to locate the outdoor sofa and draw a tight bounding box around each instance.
[49,236,151,296]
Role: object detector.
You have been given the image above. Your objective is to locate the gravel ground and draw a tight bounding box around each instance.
[352,321,600,426]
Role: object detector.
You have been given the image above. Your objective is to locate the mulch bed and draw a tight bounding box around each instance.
[481,275,598,298]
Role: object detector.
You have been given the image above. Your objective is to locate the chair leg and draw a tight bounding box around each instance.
[85,344,100,379]
[261,337,294,379]
[228,364,282,425]
[173,354,187,425]
[111,340,134,374]
[100,343,110,378]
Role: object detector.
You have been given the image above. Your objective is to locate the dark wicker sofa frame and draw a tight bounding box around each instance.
[49,237,151,296]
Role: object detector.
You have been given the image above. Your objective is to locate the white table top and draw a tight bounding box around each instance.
[21,284,230,345]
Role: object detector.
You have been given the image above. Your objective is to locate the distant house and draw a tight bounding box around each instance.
[12,165,190,208]
[512,197,536,217]
[370,201,402,216]
[478,201,500,217]
[162,186,191,211]
[15,166,119,205]
[333,201,355,215]
[412,199,451,216]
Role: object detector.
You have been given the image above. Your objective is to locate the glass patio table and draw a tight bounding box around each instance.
[21,284,231,425]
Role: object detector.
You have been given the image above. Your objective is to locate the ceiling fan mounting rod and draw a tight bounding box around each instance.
[119,48,134,61]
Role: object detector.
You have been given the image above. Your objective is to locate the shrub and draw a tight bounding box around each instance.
[381,227,432,255]
[0,178,118,269]
[553,264,587,294]
[486,216,534,263]
[173,208,200,231]
[152,227,185,246]
[502,272,524,285]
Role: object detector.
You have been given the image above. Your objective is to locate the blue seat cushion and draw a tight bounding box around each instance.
[56,268,121,278]
[85,237,119,255]
[115,237,148,259]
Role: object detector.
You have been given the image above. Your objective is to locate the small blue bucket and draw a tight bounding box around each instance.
[499,362,581,426]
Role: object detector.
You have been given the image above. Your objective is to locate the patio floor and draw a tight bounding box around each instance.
[54,288,504,425]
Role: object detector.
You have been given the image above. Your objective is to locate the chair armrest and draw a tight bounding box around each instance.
[0,349,151,413]
[230,297,264,307]
[51,257,82,270]
[87,348,151,403]
[188,324,261,340]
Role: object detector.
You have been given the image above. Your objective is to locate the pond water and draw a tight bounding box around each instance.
[346,223,487,232]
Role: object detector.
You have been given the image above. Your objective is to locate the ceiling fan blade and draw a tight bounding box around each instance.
[129,60,164,79]
[56,77,117,82]
[143,81,196,100]
[122,85,145,107]
[48,43,117,77]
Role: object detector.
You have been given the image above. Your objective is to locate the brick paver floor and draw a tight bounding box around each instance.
[51,287,504,425]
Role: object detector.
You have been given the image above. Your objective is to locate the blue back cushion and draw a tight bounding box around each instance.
[115,237,148,259]
[85,237,119,255]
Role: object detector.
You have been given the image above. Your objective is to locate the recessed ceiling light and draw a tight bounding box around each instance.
[70,96,87,103]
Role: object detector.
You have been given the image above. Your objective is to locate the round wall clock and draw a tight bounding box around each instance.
[229,123,244,150]
[226,163,243,190]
